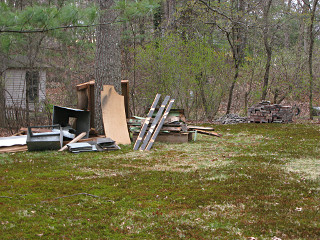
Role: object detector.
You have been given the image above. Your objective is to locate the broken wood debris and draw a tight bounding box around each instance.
[145,98,175,151]
[130,94,221,151]
[140,96,171,151]
[59,132,87,152]
[133,94,161,150]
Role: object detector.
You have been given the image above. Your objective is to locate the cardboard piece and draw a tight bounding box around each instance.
[101,85,131,145]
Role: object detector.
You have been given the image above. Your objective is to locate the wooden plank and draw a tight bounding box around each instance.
[145,99,175,151]
[0,145,28,153]
[196,130,222,137]
[101,85,131,145]
[187,125,214,131]
[133,132,191,144]
[59,132,87,152]
[133,94,161,150]
[139,96,170,150]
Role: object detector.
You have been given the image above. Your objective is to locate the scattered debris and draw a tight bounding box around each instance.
[195,130,222,137]
[59,132,87,152]
[216,114,248,124]
[67,142,96,153]
[27,125,63,151]
[187,125,214,131]
[131,94,220,150]
[0,145,28,153]
[132,95,195,150]
[248,101,294,123]
[67,137,120,153]
[96,137,120,151]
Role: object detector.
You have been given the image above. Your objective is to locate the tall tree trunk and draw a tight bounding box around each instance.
[95,0,121,134]
[308,0,319,120]
[226,64,239,114]
[261,0,273,101]
[261,44,272,100]
[225,0,246,114]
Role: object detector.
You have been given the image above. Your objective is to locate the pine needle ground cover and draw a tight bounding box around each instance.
[0,124,319,239]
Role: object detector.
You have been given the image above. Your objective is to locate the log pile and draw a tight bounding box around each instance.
[248,101,293,123]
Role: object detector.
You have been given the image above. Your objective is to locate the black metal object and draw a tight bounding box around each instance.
[53,106,90,138]
[27,124,63,151]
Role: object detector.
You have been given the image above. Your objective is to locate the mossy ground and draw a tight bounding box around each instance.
[0,123,319,239]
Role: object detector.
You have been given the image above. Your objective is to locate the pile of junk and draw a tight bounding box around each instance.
[0,81,221,154]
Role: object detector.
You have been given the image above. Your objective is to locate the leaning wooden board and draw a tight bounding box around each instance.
[101,85,131,145]
[145,99,175,151]
[133,94,161,150]
[139,96,170,150]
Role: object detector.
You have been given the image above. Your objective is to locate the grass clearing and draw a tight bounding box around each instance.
[0,123,319,239]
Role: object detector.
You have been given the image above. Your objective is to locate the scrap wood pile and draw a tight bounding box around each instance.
[0,84,129,153]
[248,101,294,123]
[0,87,221,154]
[129,94,221,151]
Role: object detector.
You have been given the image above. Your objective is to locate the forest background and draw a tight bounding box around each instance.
[1,0,320,131]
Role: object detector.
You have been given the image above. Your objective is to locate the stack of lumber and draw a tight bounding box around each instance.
[248,101,294,123]
[129,115,192,145]
[129,94,221,149]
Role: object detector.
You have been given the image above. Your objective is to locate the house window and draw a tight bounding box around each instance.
[26,71,39,102]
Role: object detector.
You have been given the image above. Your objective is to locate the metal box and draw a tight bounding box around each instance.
[27,125,63,151]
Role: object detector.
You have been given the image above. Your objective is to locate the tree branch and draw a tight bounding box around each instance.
[0,22,120,34]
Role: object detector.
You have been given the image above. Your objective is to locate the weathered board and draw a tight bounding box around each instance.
[133,94,161,150]
[101,85,131,145]
[139,96,170,150]
[145,99,175,151]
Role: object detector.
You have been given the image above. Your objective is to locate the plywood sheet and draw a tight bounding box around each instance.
[101,85,131,145]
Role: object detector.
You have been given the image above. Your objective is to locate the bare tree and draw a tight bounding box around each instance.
[261,0,273,101]
[306,0,319,119]
[199,0,247,114]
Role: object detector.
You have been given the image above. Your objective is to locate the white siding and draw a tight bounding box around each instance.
[4,69,46,109]
[4,69,26,108]
[39,70,46,104]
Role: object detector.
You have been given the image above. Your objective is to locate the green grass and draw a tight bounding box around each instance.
[0,123,319,239]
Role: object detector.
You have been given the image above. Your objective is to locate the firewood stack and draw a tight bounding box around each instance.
[248,101,294,123]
